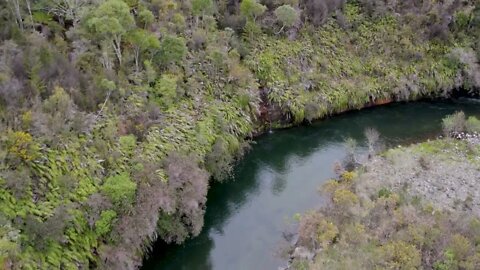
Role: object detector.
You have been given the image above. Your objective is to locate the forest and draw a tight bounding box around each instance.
[1,0,480,268]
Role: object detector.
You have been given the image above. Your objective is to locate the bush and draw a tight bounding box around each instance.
[274,5,299,31]
[332,188,358,207]
[442,111,466,136]
[316,219,339,248]
[95,210,117,237]
[101,173,137,209]
[155,36,187,67]
[364,127,381,156]
[205,138,234,181]
[6,131,38,162]
[379,241,422,269]
[150,74,178,108]
[465,116,480,134]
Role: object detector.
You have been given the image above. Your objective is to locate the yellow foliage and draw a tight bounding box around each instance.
[7,131,37,161]
[332,188,358,207]
[449,234,472,260]
[321,179,340,195]
[341,171,356,182]
[380,241,422,269]
[21,111,32,129]
[317,219,339,248]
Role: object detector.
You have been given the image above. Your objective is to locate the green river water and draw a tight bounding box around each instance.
[142,100,480,270]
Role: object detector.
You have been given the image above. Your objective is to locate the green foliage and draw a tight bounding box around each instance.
[127,29,160,54]
[101,173,137,208]
[240,0,266,21]
[86,0,134,37]
[119,135,137,155]
[441,112,480,136]
[191,0,214,17]
[138,9,155,28]
[274,5,299,29]
[155,35,187,67]
[95,210,117,236]
[443,111,465,136]
[151,74,178,108]
[380,241,422,269]
[86,0,135,64]
[377,187,392,198]
[466,116,480,133]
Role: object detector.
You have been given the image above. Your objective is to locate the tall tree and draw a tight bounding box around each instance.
[274,4,298,33]
[191,0,214,26]
[86,0,134,66]
[126,29,160,72]
[240,0,266,22]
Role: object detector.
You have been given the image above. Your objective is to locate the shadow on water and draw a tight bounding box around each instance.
[142,100,480,270]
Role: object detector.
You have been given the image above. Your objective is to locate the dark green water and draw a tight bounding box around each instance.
[142,100,480,270]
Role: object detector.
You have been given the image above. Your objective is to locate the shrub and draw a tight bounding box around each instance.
[205,138,234,181]
[377,187,392,198]
[316,219,339,248]
[7,131,38,162]
[442,111,466,136]
[240,0,266,22]
[332,188,358,207]
[465,116,480,134]
[151,74,178,108]
[101,173,137,209]
[379,241,422,269]
[119,135,137,155]
[161,153,209,242]
[155,36,187,67]
[364,127,381,156]
[95,210,117,237]
[274,5,299,32]
[448,234,472,261]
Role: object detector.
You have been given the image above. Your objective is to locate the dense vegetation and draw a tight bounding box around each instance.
[291,114,480,269]
[1,0,480,268]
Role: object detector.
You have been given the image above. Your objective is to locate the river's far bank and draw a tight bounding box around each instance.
[287,117,480,269]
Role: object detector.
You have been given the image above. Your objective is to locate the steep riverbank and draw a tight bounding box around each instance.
[288,118,480,269]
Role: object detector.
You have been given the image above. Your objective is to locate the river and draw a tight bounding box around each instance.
[142,100,480,270]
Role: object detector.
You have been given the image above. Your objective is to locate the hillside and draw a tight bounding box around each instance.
[1,0,480,269]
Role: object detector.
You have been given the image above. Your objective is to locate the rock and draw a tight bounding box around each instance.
[292,246,314,261]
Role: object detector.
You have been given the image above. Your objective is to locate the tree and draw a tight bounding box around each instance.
[274,4,298,33]
[240,0,266,22]
[137,9,154,29]
[5,0,24,31]
[86,0,135,66]
[154,35,187,67]
[126,29,160,72]
[191,0,214,26]
[43,0,87,27]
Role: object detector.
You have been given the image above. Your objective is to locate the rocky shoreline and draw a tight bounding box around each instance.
[283,132,480,269]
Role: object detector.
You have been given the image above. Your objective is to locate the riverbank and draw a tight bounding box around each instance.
[288,117,480,269]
